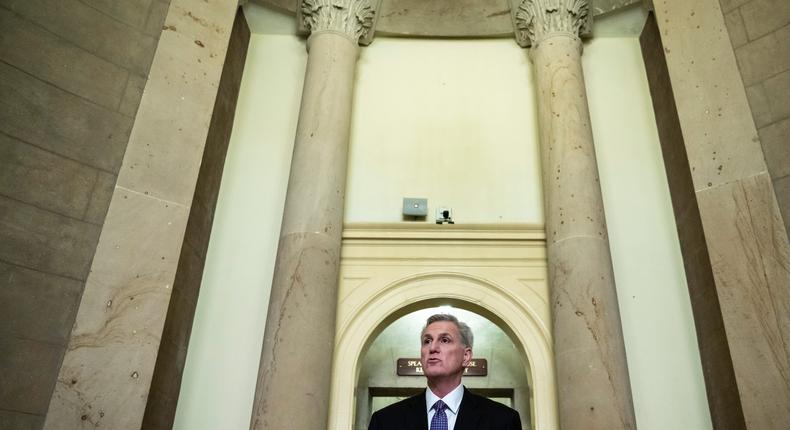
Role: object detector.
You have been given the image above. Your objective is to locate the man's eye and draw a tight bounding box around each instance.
[441,337,450,343]
[423,338,431,344]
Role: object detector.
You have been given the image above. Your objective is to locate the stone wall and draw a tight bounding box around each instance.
[720,0,790,233]
[142,9,250,429]
[0,0,170,428]
[645,0,790,426]
[641,15,745,427]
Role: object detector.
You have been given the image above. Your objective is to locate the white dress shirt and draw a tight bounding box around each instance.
[425,383,465,430]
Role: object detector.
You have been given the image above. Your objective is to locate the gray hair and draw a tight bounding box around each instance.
[423,313,474,348]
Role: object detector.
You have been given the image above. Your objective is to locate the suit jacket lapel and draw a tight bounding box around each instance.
[454,388,482,430]
[409,390,429,430]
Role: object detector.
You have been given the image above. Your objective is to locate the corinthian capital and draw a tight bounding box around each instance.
[299,0,379,44]
[509,0,592,47]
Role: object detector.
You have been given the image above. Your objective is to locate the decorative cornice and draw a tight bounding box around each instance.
[510,0,591,47]
[300,0,376,43]
[342,223,547,241]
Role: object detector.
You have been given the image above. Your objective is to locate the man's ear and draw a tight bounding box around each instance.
[463,347,472,366]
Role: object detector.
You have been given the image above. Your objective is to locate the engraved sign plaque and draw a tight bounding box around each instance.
[397,358,488,376]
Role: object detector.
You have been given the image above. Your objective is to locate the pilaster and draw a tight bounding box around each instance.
[43,1,240,428]
[645,1,790,427]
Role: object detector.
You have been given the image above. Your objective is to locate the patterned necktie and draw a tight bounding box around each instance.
[430,400,448,430]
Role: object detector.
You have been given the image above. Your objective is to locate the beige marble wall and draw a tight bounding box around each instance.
[142,8,251,430]
[641,14,746,426]
[43,0,239,428]
[719,0,790,235]
[0,1,170,427]
[649,1,790,427]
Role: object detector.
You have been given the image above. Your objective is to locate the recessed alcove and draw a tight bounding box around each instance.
[356,306,532,429]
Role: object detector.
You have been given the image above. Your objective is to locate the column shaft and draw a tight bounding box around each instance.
[532,35,636,428]
[249,33,358,430]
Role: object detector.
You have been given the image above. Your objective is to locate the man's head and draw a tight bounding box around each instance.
[420,314,473,384]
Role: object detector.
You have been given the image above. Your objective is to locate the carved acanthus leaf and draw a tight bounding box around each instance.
[301,0,375,42]
[513,0,590,45]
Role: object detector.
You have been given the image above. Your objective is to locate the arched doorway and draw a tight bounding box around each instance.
[356,305,532,429]
[328,222,557,430]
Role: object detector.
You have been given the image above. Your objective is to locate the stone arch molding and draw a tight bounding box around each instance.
[328,271,558,429]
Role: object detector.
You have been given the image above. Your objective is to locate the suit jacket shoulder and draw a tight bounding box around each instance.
[368,392,428,430]
[455,388,522,430]
[367,388,521,430]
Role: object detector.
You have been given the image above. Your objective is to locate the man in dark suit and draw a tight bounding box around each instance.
[368,314,522,430]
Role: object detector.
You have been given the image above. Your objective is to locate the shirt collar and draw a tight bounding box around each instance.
[425,383,465,415]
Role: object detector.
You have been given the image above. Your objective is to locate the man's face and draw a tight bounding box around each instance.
[420,321,472,381]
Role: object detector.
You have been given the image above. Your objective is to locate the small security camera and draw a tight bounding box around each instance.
[436,207,454,224]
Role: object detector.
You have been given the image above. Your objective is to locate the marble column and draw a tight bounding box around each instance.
[511,1,636,428]
[249,1,374,429]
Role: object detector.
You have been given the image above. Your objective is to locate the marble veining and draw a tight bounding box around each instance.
[519,5,636,427]
[43,0,239,428]
[250,11,361,429]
